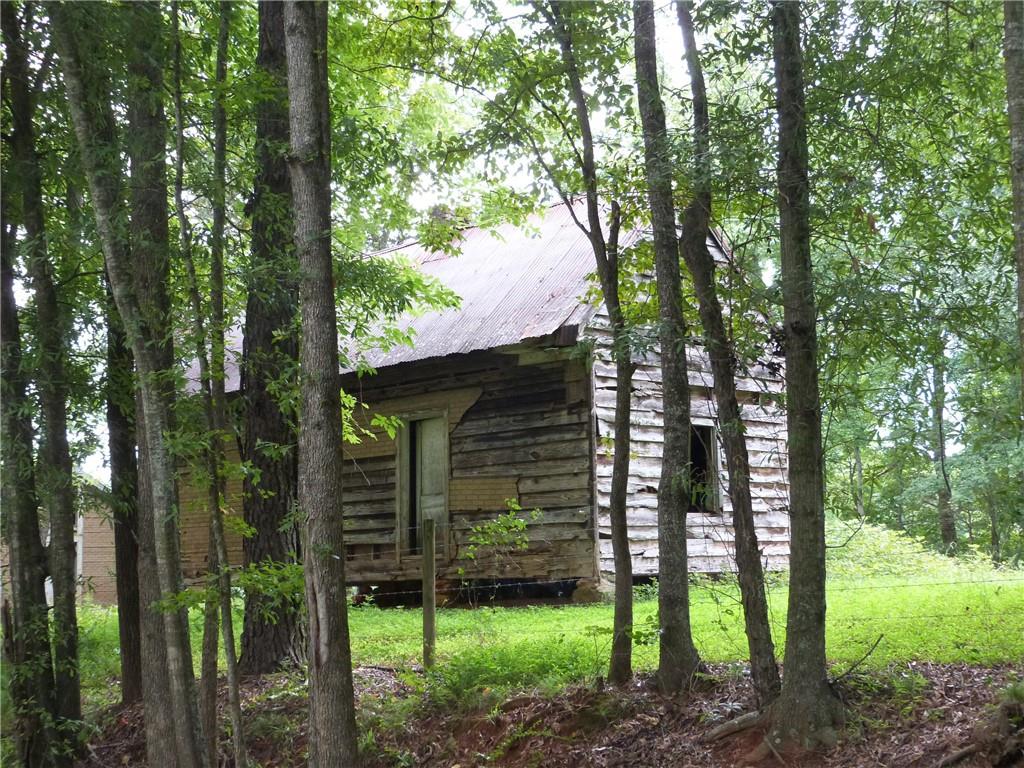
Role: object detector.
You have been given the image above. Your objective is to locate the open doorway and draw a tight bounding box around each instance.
[398,415,448,555]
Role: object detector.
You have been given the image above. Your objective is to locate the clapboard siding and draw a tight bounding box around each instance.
[587,312,790,577]
[157,322,789,588]
[176,443,247,580]
[77,461,248,602]
[338,350,597,583]
[79,508,117,604]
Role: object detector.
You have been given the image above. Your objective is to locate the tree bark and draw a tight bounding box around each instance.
[1,165,59,768]
[543,0,634,686]
[283,2,360,765]
[198,538,220,766]
[632,0,702,694]
[124,5,202,764]
[673,0,780,708]
[1005,0,1024,429]
[241,0,304,676]
[764,0,843,754]
[2,4,81,741]
[53,5,208,767]
[106,278,143,705]
[931,352,957,551]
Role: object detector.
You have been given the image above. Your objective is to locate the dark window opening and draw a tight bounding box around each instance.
[689,424,717,511]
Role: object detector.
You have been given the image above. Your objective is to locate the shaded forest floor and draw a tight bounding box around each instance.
[79,661,1023,767]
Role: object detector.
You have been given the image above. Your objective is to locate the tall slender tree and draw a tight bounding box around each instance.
[52,4,209,766]
[1005,0,1024,423]
[241,0,303,675]
[170,4,246,766]
[2,3,81,740]
[1,164,59,768]
[540,0,635,685]
[674,0,779,706]
[282,2,360,764]
[931,346,957,550]
[763,1,843,754]
[105,277,143,706]
[632,0,701,694]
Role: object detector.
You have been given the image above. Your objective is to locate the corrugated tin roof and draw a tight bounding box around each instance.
[360,202,612,370]
[200,201,728,393]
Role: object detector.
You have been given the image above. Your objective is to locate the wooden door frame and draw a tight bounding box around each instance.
[394,408,450,563]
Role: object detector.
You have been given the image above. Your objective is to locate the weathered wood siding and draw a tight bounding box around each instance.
[169,323,789,586]
[79,508,117,604]
[176,444,246,580]
[340,350,597,583]
[77,470,247,601]
[587,317,790,576]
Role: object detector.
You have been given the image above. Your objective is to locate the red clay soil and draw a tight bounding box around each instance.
[77,662,1022,768]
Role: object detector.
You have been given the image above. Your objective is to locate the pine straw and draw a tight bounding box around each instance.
[77,662,1022,767]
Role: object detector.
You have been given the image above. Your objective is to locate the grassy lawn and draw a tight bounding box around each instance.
[340,573,1022,700]
[73,519,1023,714]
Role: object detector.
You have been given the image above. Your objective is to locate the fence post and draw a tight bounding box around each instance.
[422,518,436,668]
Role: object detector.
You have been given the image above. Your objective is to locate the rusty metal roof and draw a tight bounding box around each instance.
[360,202,615,370]
[201,201,728,392]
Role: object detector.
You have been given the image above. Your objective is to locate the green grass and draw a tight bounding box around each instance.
[342,571,1022,700]
[71,517,1024,715]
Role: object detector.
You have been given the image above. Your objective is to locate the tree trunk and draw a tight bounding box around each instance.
[171,4,247,765]
[2,5,81,742]
[134,401,180,765]
[852,444,865,520]
[198,538,220,766]
[894,459,906,530]
[632,0,702,694]
[1,172,59,768]
[212,4,246,764]
[988,494,1001,563]
[608,351,635,686]
[543,0,634,686]
[106,279,143,705]
[53,5,208,767]
[283,2,360,765]
[120,1,178,758]
[124,5,203,764]
[764,1,844,754]
[1005,0,1024,428]
[241,0,304,676]
[931,353,957,551]
[674,0,780,708]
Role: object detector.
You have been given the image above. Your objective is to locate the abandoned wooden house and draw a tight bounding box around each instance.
[78,202,789,604]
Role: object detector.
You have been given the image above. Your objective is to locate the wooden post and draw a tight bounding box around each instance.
[422,518,436,668]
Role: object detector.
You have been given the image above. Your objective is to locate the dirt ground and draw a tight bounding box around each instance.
[78,662,1023,768]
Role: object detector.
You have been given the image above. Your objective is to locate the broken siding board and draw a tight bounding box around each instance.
[449,476,520,512]
[585,313,790,579]
[349,386,483,432]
